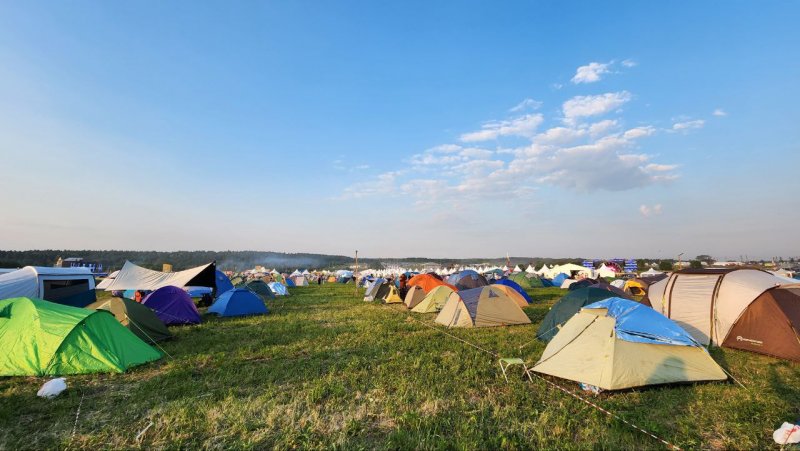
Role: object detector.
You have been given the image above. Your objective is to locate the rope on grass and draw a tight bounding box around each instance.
[124,313,174,359]
[380,302,682,451]
[71,389,85,439]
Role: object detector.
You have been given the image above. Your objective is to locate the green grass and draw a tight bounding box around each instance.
[2,284,799,449]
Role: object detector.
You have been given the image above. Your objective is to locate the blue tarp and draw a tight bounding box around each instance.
[208,288,269,317]
[583,298,700,347]
[492,279,532,303]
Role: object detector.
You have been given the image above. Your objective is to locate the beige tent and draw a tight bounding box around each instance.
[435,286,531,327]
[411,286,455,313]
[404,285,427,309]
[648,268,790,347]
[533,298,726,390]
[489,284,529,307]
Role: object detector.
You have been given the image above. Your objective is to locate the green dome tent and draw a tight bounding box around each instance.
[536,286,631,342]
[87,297,172,344]
[244,280,276,299]
[509,273,533,289]
[0,297,162,376]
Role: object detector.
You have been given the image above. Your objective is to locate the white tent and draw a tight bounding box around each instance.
[103,261,215,291]
[525,265,536,274]
[596,264,617,279]
[648,269,792,346]
[512,265,523,273]
[641,268,665,277]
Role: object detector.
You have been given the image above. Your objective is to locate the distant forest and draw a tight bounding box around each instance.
[0,250,618,272]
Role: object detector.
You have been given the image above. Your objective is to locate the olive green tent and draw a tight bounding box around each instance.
[509,273,532,289]
[537,286,631,342]
[244,280,275,299]
[0,297,162,376]
[87,297,172,344]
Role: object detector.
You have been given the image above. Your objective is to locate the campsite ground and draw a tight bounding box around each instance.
[1,284,799,449]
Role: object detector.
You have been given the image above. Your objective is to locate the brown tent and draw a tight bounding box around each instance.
[722,285,800,360]
[649,269,797,360]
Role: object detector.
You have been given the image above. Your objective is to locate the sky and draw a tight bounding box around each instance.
[1,1,798,260]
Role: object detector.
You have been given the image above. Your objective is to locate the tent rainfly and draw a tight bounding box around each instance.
[435,286,531,327]
[102,261,216,292]
[532,298,727,390]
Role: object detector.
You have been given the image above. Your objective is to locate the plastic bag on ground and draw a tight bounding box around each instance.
[773,422,800,444]
[37,378,67,399]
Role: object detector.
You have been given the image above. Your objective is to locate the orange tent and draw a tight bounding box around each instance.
[407,274,457,293]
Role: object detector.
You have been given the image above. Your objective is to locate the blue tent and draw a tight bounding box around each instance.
[268,282,289,296]
[285,278,296,287]
[551,273,569,287]
[208,289,268,317]
[446,270,489,290]
[215,270,234,296]
[492,279,532,303]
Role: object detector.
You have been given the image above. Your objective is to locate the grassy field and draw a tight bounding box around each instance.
[2,284,800,449]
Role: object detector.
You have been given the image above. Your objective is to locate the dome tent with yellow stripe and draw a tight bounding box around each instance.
[435,286,531,327]
[532,297,726,391]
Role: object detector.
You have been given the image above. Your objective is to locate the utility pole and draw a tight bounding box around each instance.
[678,252,684,270]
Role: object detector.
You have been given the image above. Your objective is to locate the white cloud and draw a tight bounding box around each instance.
[571,62,612,84]
[640,204,663,217]
[562,92,632,123]
[712,108,727,117]
[460,114,543,142]
[621,59,638,68]
[587,119,618,137]
[509,98,542,112]
[623,126,656,140]
[672,119,705,131]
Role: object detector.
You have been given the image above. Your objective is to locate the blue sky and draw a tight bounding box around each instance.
[1,1,798,260]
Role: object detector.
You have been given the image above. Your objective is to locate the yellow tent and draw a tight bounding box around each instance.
[532,298,726,390]
[411,286,455,313]
[435,286,531,327]
[383,285,403,304]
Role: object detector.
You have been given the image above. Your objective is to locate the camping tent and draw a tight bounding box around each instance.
[142,286,201,325]
[0,297,161,376]
[411,286,456,313]
[648,269,797,354]
[407,274,457,293]
[537,286,631,342]
[551,273,569,287]
[446,270,489,291]
[595,264,617,279]
[245,280,276,299]
[103,261,216,292]
[290,275,309,286]
[641,268,665,278]
[404,285,427,309]
[508,273,533,289]
[0,267,96,307]
[215,270,234,296]
[492,279,532,304]
[208,289,269,317]
[435,286,531,327]
[364,278,386,302]
[268,282,289,296]
[87,297,172,343]
[560,279,577,289]
[623,276,668,305]
[532,298,727,390]
[489,284,530,308]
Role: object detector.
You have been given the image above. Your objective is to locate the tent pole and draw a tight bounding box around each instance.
[354,250,359,298]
